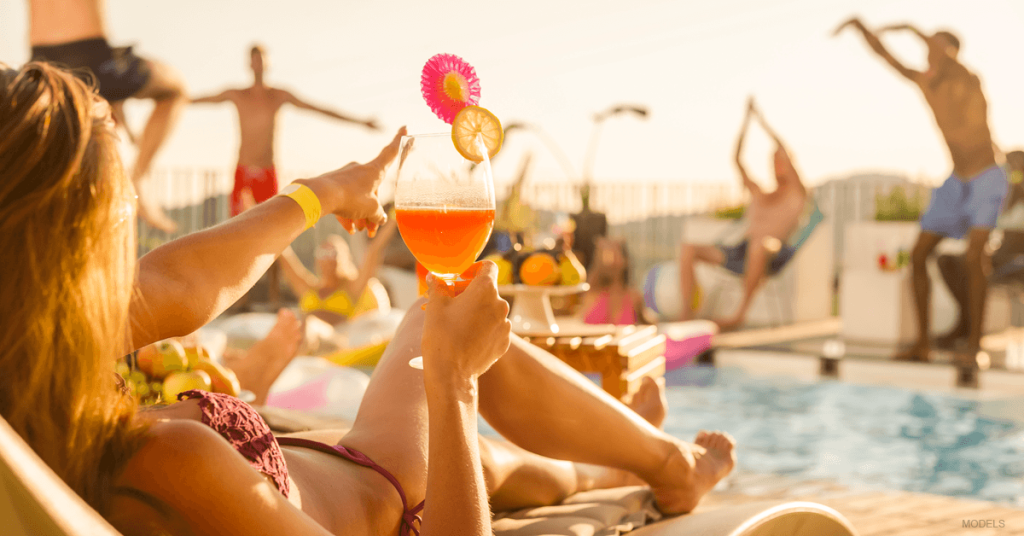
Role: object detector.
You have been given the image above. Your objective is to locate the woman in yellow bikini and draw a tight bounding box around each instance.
[279,219,399,326]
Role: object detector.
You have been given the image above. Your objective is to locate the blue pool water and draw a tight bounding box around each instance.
[663,366,1024,506]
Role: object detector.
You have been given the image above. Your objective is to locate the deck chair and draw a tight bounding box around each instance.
[702,198,826,327]
[0,415,120,536]
[493,485,858,536]
[1,413,859,536]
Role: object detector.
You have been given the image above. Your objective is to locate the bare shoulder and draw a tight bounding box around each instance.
[119,420,240,487]
[271,87,296,102]
[109,421,243,534]
[943,61,979,87]
[111,421,331,535]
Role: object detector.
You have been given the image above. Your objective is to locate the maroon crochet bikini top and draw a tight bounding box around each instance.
[176,390,425,535]
[177,390,291,496]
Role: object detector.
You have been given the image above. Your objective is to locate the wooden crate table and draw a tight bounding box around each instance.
[519,323,666,400]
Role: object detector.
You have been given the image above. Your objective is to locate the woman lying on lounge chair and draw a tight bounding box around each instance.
[0,63,735,536]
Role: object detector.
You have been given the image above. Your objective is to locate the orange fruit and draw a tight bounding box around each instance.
[451,105,503,163]
[519,253,560,286]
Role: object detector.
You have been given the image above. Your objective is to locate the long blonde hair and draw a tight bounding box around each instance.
[0,63,146,513]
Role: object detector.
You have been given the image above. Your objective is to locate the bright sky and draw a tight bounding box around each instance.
[2,0,1022,188]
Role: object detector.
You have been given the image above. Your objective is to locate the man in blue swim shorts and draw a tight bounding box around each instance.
[28,0,188,233]
[838,19,1008,362]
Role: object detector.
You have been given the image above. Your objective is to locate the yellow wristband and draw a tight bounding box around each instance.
[279,183,322,230]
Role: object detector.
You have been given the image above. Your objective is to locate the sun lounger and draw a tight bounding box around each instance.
[1,414,858,536]
[494,486,859,536]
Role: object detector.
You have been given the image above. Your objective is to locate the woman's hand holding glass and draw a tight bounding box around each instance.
[421,261,512,387]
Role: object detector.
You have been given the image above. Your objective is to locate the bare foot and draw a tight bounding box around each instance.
[627,376,667,429]
[648,431,736,514]
[893,343,931,363]
[224,309,303,404]
[137,195,178,234]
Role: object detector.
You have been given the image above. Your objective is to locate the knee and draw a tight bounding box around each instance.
[150,65,188,102]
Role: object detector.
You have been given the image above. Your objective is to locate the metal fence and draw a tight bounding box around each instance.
[136,169,933,287]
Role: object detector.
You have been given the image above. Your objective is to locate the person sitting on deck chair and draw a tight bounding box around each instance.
[0,63,736,536]
[935,150,1024,349]
[678,98,808,331]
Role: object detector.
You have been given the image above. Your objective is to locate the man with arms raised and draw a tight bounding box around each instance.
[836,18,1008,362]
[191,45,380,217]
[677,98,807,331]
[28,0,188,232]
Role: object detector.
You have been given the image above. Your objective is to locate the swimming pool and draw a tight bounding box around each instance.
[663,365,1024,507]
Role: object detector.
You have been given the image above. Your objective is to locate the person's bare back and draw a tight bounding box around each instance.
[918,64,996,177]
[837,20,1008,361]
[836,20,996,179]
[28,0,105,45]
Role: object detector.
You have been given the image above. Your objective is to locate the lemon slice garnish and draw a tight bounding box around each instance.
[451,105,503,163]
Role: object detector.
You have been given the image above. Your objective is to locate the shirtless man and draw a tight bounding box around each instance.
[678,98,807,331]
[191,45,380,217]
[836,19,1008,362]
[28,0,187,233]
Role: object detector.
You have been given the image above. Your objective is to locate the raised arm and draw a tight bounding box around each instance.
[878,23,927,40]
[349,217,400,300]
[734,99,762,197]
[419,262,511,536]
[128,127,406,350]
[751,104,783,148]
[277,246,320,298]
[190,89,236,105]
[281,89,380,130]
[834,17,921,81]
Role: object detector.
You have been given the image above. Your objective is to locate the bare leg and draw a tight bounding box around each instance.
[478,335,734,514]
[342,300,734,522]
[483,380,666,512]
[935,254,969,348]
[679,244,724,321]
[964,229,993,351]
[715,240,769,332]
[894,232,943,362]
[223,309,302,404]
[130,59,188,233]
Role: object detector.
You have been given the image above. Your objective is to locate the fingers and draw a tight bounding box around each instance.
[370,126,408,170]
[464,261,498,291]
[426,272,455,301]
[336,217,356,234]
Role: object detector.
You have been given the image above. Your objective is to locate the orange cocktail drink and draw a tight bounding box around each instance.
[396,207,495,279]
[393,133,496,297]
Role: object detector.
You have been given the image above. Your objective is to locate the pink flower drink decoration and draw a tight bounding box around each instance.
[421,53,481,124]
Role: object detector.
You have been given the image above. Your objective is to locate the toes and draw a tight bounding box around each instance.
[705,431,735,452]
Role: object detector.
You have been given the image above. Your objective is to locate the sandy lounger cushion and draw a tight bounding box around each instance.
[493,486,858,536]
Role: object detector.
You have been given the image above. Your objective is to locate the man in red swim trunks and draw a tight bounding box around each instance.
[191,45,380,217]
